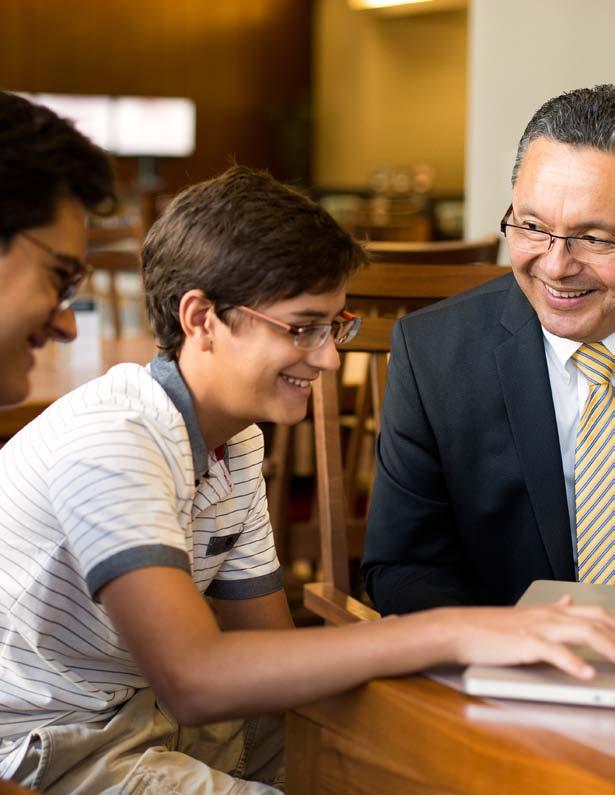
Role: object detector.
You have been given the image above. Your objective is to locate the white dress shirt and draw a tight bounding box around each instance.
[541,328,615,572]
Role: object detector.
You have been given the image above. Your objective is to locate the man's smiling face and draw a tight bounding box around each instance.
[0,197,85,405]
[510,137,615,342]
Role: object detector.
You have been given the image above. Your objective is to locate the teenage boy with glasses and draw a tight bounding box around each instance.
[1,165,614,795]
[0,91,115,794]
[363,84,615,616]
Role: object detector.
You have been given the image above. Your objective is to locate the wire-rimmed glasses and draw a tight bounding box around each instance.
[235,305,361,350]
[500,205,615,266]
[21,231,91,311]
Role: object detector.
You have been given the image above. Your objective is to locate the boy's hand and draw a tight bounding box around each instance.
[438,597,615,678]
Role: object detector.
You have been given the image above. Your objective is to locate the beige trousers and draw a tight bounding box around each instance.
[14,689,284,794]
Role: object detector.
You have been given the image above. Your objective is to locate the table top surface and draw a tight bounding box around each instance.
[428,666,615,758]
[289,672,615,795]
[31,334,157,399]
[0,334,157,436]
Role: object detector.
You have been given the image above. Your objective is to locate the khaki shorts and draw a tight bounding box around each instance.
[14,689,284,794]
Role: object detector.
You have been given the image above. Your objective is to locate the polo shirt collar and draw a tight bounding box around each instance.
[149,354,209,478]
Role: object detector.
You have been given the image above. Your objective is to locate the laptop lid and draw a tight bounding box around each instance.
[462,580,615,708]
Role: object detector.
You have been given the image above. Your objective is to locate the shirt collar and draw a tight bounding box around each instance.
[149,354,209,478]
[542,327,615,371]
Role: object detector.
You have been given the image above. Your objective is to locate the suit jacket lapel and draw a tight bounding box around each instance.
[495,281,575,581]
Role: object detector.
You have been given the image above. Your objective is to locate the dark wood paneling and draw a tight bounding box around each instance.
[0,0,312,191]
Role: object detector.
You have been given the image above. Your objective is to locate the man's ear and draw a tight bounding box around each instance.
[178,289,217,352]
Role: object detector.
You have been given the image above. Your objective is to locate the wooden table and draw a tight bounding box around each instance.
[286,673,615,794]
[0,334,157,438]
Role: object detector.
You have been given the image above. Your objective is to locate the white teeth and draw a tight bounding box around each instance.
[281,374,310,388]
[545,285,590,299]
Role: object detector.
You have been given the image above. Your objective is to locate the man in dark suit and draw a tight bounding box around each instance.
[363,84,615,614]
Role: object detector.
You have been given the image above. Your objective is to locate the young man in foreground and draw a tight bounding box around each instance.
[1,166,614,794]
[0,91,115,793]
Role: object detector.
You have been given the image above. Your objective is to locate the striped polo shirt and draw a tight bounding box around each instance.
[0,355,282,778]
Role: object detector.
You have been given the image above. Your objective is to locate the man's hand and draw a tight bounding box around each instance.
[433,596,615,678]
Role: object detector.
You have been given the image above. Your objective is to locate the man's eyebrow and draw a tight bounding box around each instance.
[573,220,615,237]
[514,204,549,221]
[513,203,536,218]
[515,205,615,236]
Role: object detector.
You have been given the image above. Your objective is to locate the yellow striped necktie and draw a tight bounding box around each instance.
[571,342,614,585]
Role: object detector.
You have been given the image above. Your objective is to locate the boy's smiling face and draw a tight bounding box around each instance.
[179,286,348,449]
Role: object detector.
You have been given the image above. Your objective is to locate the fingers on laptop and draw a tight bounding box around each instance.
[517,603,615,677]
[446,603,615,677]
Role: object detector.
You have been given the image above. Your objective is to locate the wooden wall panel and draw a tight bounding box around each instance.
[0,0,312,193]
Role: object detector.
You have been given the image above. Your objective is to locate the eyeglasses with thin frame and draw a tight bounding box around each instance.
[235,305,362,351]
[20,231,92,311]
[500,204,615,266]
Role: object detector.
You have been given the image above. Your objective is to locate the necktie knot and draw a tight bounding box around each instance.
[572,342,615,385]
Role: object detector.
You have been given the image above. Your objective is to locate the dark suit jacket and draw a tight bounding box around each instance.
[362,272,575,615]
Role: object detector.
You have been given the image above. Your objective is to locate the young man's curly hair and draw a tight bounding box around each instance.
[0,91,116,247]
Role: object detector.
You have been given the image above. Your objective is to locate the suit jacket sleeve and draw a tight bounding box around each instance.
[362,319,478,614]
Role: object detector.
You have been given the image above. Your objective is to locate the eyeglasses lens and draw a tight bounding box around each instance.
[57,272,88,311]
[506,227,550,253]
[334,316,360,344]
[295,326,330,351]
[298,318,359,350]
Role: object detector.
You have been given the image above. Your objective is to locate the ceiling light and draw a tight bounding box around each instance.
[348,0,432,9]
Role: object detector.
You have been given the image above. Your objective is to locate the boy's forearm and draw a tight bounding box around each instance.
[169,612,450,724]
[101,568,615,728]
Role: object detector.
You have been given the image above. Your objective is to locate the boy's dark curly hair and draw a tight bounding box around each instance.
[0,91,116,246]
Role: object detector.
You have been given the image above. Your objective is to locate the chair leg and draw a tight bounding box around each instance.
[266,423,292,565]
[109,272,122,338]
[344,357,371,515]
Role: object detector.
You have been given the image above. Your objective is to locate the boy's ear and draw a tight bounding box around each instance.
[178,290,216,351]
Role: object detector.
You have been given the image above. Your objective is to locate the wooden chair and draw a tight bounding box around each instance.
[87,216,144,337]
[365,234,500,265]
[263,423,294,563]
[350,195,432,243]
[304,314,391,625]
[352,217,431,244]
[304,262,511,626]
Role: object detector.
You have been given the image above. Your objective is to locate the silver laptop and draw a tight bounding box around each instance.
[463,580,615,708]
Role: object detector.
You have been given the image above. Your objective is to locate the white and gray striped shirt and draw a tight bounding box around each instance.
[0,356,282,777]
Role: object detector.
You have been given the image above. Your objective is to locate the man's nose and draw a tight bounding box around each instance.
[539,235,582,279]
[49,306,78,342]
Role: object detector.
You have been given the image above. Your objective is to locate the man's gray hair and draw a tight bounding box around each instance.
[512,84,615,184]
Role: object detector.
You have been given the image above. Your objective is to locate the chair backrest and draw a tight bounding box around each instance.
[305,262,511,625]
[365,234,500,265]
[347,262,509,314]
[312,316,394,596]
[349,195,432,243]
